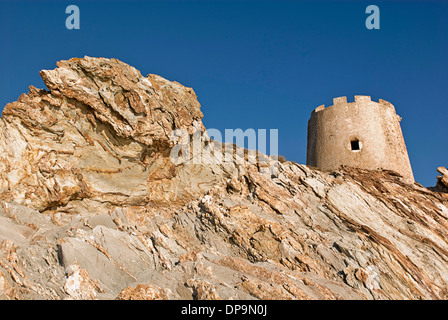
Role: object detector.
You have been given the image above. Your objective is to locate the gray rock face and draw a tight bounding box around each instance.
[0,57,447,300]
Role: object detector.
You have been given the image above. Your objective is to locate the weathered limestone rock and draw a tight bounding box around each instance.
[116,283,173,300]
[436,167,448,192]
[0,56,230,211]
[0,57,447,300]
[63,263,103,300]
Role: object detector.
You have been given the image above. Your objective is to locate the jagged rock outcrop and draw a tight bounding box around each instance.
[435,167,448,193]
[0,57,447,300]
[1,57,244,214]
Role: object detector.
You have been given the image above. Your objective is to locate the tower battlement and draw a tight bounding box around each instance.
[313,95,395,114]
[307,95,414,183]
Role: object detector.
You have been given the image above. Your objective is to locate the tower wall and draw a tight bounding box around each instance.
[307,95,414,182]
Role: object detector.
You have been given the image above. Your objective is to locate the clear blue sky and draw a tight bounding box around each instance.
[0,0,447,186]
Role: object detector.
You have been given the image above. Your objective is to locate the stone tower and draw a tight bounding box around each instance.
[306,95,414,183]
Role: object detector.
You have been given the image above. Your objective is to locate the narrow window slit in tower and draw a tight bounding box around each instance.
[351,139,360,151]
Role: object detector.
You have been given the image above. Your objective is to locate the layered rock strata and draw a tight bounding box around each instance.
[0,57,447,300]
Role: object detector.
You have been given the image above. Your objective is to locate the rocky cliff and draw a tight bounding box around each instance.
[0,57,447,300]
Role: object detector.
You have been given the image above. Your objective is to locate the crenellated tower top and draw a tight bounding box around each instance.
[307,95,414,183]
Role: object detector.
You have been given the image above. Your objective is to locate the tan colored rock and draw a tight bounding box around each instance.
[186,279,222,300]
[0,56,229,211]
[437,167,448,191]
[116,283,172,300]
[0,271,16,300]
[64,263,104,300]
[0,57,447,300]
